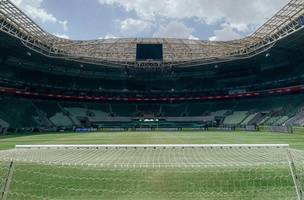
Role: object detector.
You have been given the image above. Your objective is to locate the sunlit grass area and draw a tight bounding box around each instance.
[0,131,303,200]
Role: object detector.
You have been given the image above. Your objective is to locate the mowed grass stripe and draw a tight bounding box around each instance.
[6,164,298,200]
[0,131,303,200]
[0,131,304,150]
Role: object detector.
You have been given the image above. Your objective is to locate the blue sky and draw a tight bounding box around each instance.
[11,0,289,41]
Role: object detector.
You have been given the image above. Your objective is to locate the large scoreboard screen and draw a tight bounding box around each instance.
[136,44,163,61]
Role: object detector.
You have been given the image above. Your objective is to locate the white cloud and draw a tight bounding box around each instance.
[59,20,69,31]
[11,0,68,31]
[153,21,199,39]
[98,34,118,39]
[53,33,70,39]
[208,36,217,42]
[119,18,152,35]
[188,35,200,40]
[209,24,242,41]
[98,0,288,33]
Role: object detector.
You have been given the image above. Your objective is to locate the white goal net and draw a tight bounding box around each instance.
[0,144,303,200]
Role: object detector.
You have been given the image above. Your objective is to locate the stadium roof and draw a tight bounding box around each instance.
[0,0,304,67]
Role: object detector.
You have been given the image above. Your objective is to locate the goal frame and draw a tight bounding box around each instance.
[10,144,304,200]
[15,144,290,150]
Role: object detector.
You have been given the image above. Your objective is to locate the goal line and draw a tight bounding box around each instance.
[0,143,293,169]
[15,144,290,150]
[0,144,301,200]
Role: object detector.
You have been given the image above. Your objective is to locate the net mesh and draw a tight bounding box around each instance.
[0,161,9,196]
[290,149,304,196]
[0,145,303,200]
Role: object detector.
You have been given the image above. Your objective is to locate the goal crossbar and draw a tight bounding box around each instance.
[15,144,290,150]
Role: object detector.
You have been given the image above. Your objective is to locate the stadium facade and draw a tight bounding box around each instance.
[0,0,304,132]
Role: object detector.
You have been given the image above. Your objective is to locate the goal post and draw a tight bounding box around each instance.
[12,144,291,167]
[15,144,290,149]
[0,144,303,200]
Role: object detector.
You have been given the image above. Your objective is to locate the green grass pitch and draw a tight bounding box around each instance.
[0,131,304,150]
[0,131,304,200]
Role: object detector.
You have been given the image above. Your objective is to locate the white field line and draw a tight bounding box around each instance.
[15,144,290,149]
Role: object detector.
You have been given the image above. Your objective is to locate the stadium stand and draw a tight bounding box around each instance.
[88,110,110,121]
[211,110,230,117]
[274,116,289,125]
[0,97,38,128]
[223,111,249,126]
[187,103,211,116]
[1,0,304,198]
[112,104,137,117]
[0,0,304,132]
[241,113,259,125]
[0,118,9,126]
[49,113,74,128]
[285,109,304,126]
[0,92,303,131]
[87,103,110,114]
[162,104,185,117]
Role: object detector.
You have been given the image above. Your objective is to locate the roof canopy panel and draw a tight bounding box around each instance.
[0,0,304,67]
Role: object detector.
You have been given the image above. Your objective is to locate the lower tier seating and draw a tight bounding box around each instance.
[1,93,304,129]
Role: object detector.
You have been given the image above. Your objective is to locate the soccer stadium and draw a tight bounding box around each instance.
[0,0,304,199]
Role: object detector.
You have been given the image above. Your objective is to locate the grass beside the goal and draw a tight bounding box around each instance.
[3,162,298,200]
[0,131,304,200]
[0,131,304,150]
